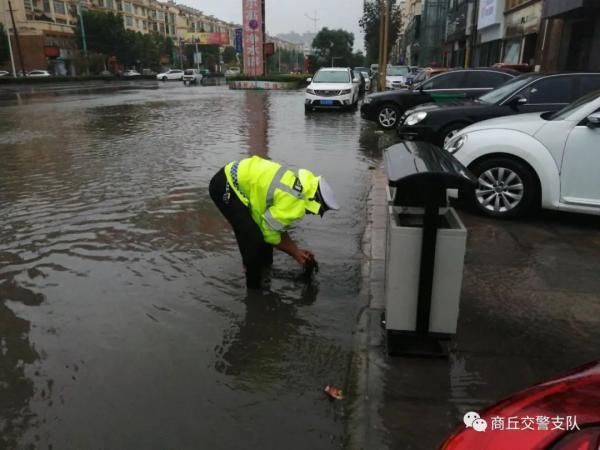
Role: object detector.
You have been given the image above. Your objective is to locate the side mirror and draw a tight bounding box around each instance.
[306,77,312,83]
[353,77,360,83]
[587,112,600,129]
[509,96,528,108]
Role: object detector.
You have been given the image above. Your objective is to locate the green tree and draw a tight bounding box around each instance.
[222,46,237,64]
[75,10,125,57]
[359,0,402,64]
[0,23,9,66]
[351,50,366,68]
[311,27,354,69]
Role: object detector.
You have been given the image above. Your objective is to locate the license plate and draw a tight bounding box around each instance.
[320,100,334,106]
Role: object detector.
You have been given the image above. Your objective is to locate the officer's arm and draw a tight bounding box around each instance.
[276,233,314,265]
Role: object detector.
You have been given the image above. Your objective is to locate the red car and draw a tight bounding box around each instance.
[440,361,600,450]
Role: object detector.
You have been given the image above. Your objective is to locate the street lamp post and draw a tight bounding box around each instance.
[3,0,17,77]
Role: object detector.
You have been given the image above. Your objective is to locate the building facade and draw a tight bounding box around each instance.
[537,0,600,71]
[502,0,543,66]
[1,0,281,74]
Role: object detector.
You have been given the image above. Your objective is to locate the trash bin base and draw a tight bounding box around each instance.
[386,330,450,358]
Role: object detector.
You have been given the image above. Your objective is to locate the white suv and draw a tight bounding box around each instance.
[305,68,360,112]
[182,69,202,85]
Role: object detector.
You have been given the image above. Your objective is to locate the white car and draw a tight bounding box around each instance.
[359,70,371,91]
[385,65,409,90]
[445,90,600,218]
[27,70,51,77]
[156,69,184,81]
[224,67,240,78]
[182,69,202,85]
[123,69,141,78]
[305,67,360,112]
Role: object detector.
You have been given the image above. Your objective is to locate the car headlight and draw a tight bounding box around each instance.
[340,89,351,95]
[445,135,467,154]
[306,88,315,95]
[405,111,427,126]
[363,96,372,104]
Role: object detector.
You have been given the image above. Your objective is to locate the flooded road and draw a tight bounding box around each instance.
[0,84,391,449]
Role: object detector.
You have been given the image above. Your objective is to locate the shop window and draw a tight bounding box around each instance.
[503,39,521,64]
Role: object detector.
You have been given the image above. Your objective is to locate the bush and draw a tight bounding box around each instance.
[226,73,309,84]
[0,75,157,84]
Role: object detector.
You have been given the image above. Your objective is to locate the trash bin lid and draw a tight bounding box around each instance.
[384,141,476,192]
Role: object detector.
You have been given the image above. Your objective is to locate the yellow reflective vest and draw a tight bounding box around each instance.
[224,156,314,245]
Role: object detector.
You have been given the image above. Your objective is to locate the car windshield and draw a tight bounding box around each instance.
[478,75,538,104]
[387,66,409,76]
[549,90,600,120]
[313,70,350,83]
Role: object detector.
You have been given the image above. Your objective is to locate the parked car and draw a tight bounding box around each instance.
[385,65,410,90]
[122,69,141,78]
[370,63,379,78]
[304,67,361,112]
[26,70,51,77]
[399,72,600,147]
[361,68,517,129]
[354,70,367,94]
[445,90,600,218]
[0,70,10,77]
[224,67,240,78]
[409,67,448,86]
[440,360,600,450]
[354,67,372,91]
[156,69,184,81]
[182,68,202,85]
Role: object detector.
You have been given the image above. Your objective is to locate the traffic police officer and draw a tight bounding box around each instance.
[209,155,339,290]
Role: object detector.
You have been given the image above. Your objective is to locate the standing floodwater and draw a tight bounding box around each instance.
[0,84,388,449]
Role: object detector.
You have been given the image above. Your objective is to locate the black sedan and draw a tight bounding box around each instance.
[398,72,600,147]
[360,68,516,129]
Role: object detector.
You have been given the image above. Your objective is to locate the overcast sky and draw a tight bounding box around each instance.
[184,0,366,51]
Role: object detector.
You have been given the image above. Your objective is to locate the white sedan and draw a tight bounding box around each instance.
[27,70,51,77]
[156,69,184,81]
[445,91,600,218]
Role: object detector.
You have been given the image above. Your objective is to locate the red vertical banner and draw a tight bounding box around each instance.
[242,0,264,76]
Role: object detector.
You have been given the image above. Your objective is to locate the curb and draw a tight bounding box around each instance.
[347,165,388,449]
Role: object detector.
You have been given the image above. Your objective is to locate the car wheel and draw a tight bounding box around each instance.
[377,104,400,129]
[304,105,312,113]
[468,157,538,219]
[162,76,167,81]
[441,123,468,148]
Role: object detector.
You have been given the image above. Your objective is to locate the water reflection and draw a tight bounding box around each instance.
[215,285,318,384]
[243,91,270,158]
[0,85,368,448]
[0,280,45,449]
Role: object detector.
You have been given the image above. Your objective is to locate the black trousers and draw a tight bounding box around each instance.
[209,168,274,289]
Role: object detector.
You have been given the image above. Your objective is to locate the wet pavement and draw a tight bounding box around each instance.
[361,168,600,450]
[0,84,386,449]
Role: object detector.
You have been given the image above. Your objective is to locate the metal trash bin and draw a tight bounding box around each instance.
[383,141,476,355]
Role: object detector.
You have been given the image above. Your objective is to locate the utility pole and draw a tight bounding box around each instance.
[8,0,25,75]
[76,1,88,74]
[305,10,318,33]
[377,0,385,90]
[3,2,17,77]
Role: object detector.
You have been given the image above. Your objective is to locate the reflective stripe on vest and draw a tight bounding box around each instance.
[264,209,286,231]
[266,167,303,206]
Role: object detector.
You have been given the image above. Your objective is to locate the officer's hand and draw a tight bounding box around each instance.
[294,249,314,265]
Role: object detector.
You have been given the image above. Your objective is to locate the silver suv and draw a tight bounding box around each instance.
[183,69,202,85]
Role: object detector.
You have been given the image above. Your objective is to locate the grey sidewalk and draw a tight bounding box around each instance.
[350,166,600,450]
